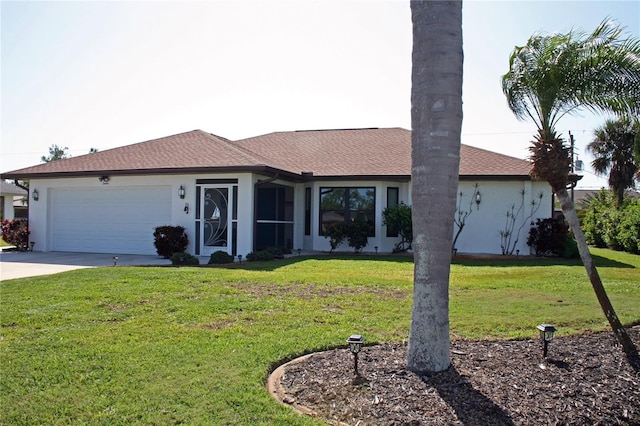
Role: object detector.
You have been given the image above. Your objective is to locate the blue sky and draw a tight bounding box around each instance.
[2,0,639,189]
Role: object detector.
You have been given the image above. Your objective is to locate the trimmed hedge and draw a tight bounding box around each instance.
[208,250,234,264]
[171,252,200,266]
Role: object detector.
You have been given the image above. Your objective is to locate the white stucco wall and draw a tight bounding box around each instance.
[452,180,552,255]
[27,174,552,256]
[303,179,551,255]
[2,195,15,220]
[27,173,257,256]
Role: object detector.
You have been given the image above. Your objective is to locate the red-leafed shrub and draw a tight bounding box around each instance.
[153,225,188,258]
[1,219,29,251]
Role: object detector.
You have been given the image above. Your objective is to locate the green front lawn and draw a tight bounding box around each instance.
[1,248,638,425]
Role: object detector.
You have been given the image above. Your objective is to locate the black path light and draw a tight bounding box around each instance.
[346,334,365,377]
[537,323,557,358]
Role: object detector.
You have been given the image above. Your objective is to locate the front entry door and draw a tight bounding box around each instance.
[201,187,232,255]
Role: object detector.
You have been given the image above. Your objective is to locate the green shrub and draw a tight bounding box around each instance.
[154,225,189,258]
[170,252,200,266]
[246,250,275,262]
[382,203,413,252]
[602,208,623,250]
[208,250,235,264]
[1,219,29,251]
[323,222,347,252]
[616,200,640,254]
[582,189,611,248]
[581,190,640,254]
[345,220,372,252]
[262,247,283,259]
[560,233,580,259]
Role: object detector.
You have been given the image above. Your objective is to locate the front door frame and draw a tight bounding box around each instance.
[200,185,234,256]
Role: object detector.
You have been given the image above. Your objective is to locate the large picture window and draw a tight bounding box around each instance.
[319,187,375,236]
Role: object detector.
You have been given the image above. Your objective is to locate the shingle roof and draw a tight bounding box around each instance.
[2,128,533,180]
[236,128,532,177]
[1,181,27,195]
[3,130,276,178]
[235,128,410,176]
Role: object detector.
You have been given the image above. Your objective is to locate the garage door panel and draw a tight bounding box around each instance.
[51,187,171,254]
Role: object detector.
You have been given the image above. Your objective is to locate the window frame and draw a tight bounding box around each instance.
[386,187,400,237]
[318,186,376,237]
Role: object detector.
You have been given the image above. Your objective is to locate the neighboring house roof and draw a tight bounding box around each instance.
[571,189,640,209]
[2,128,534,180]
[1,181,27,195]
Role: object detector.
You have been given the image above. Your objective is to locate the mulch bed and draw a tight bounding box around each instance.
[276,327,640,425]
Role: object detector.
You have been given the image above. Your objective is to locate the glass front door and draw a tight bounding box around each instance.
[201,187,231,255]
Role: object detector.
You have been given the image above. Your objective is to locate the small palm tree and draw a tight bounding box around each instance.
[587,117,640,207]
[502,19,640,368]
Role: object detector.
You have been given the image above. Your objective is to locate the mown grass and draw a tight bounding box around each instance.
[1,248,638,425]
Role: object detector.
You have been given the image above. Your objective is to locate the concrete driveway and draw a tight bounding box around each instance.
[0,251,171,280]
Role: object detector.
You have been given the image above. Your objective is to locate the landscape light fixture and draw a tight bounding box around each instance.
[297,248,302,256]
[375,246,378,254]
[537,323,557,358]
[32,189,39,201]
[346,334,365,377]
[475,191,481,209]
[237,254,242,263]
[178,185,186,199]
[113,256,118,267]
[30,242,35,252]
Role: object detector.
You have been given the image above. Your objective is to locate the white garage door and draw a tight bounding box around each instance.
[51,187,171,255]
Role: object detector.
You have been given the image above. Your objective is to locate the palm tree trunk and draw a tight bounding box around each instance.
[407,0,463,374]
[556,187,639,369]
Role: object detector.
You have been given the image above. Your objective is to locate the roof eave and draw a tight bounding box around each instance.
[459,174,537,181]
[1,165,302,181]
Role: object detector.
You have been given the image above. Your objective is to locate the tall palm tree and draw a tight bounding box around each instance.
[587,117,640,207]
[502,20,640,368]
[407,0,463,374]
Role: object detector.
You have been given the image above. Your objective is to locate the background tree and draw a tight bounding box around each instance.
[407,0,463,374]
[502,19,640,368]
[587,117,640,207]
[41,144,70,162]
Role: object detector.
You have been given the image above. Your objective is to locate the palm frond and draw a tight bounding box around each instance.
[502,19,640,136]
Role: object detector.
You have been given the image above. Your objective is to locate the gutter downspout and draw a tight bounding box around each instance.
[13,179,29,192]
